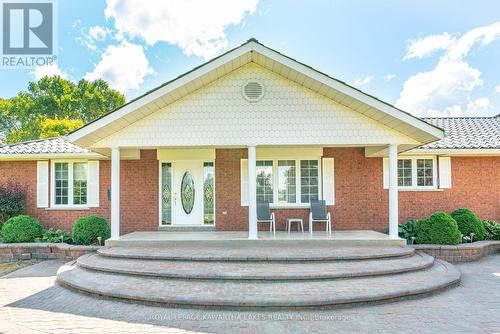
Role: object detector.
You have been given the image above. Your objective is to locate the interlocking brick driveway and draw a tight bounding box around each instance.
[0,256,499,334]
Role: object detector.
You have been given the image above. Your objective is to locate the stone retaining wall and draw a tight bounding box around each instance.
[0,243,101,263]
[413,241,500,262]
[2,241,499,263]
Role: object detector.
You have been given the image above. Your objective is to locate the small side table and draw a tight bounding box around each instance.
[286,218,304,233]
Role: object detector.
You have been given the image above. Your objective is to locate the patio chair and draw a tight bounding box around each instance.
[309,200,331,235]
[257,202,276,235]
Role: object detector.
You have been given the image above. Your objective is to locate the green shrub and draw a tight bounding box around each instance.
[35,228,72,243]
[450,208,485,241]
[415,212,461,245]
[0,182,26,223]
[1,215,43,243]
[398,219,417,243]
[72,216,110,245]
[483,220,500,240]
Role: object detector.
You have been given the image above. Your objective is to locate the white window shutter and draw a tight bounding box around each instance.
[87,161,100,207]
[36,161,49,208]
[240,159,248,206]
[322,158,335,205]
[382,158,389,189]
[438,157,452,189]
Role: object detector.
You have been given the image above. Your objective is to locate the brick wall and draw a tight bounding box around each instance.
[120,149,158,234]
[0,149,158,235]
[323,148,389,231]
[399,156,500,222]
[0,160,110,231]
[213,148,499,233]
[1,148,498,233]
[215,148,248,230]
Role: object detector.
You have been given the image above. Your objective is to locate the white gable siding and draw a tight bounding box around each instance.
[92,63,418,148]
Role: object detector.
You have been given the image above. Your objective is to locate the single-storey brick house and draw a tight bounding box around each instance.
[0,39,499,240]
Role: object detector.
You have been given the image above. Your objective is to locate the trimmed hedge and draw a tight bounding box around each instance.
[72,215,110,245]
[483,220,500,240]
[450,208,485,241]
[1,215,43,243]
[415,212,461,245]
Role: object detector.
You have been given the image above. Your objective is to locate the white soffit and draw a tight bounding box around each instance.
[68,40,444,148]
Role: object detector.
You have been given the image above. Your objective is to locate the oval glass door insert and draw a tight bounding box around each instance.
[181,171,195,214]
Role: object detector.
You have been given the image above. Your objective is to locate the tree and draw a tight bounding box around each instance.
[39,118,85,138]
[0,76,125,143]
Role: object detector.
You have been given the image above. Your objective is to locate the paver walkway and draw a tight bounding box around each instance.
[0,256,499,333]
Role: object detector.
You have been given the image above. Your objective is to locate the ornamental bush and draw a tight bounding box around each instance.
[415,212,461,245]
[72,216,110,245]
[0,182,26,223]
[1,215,43,243]
[36,228,72,243]
[398,219,417,244]
[450,208,485,241]
[483,220,500,240]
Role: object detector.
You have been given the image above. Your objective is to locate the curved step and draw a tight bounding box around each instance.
[77,252,434,280]
[57,260,460,308]
[98,245,414,262]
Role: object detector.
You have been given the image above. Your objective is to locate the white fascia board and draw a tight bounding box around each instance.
[0,152,106,161]
[250,42,445,141]
[403,148,500,156]
[68,43,255,144]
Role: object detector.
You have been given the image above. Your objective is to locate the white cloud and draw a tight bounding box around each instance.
[425,98,491,118]
[444,22,500,62]
[397,62,482,116]
[32,63,69,80]
[384,74,396,81]
[104,0,258,59]
[397,22,500,117]
[75,23,112,51]
[352,75,372,87]
[84,41,154,93]
[89,25,111,41]
[404,33,456,59]
[495,85,500,93]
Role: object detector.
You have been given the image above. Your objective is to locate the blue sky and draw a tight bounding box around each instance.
[1,0,500,117]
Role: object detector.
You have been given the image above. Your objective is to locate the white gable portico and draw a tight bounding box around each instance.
[67,39,444,241]
[88,63,420,149]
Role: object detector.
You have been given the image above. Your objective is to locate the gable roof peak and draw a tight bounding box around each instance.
[68,39,444,147]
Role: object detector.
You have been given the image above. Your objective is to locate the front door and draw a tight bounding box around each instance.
[172,160,204,225]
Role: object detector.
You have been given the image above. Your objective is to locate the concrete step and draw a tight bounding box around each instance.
[57,259,460,308]
[98,245,414,262]
[77,252,434,280]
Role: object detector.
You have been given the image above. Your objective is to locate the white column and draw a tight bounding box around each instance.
[388,143,399,239]
[110,147,120,240]
[247,145,258,240]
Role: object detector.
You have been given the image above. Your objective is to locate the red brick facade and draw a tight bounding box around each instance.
[0,149,158,235]
[0,148,498,234]
[214,148,499,232]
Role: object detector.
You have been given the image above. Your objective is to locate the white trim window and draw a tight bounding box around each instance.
[256,160,274,204]
[52,161,88,207]
[277,160,296,204]
[255,159,321,206]
[397,157,437,189]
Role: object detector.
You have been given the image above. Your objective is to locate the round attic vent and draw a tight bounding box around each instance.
[242,81,264,102]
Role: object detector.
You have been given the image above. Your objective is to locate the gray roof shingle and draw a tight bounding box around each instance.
[0,137,91,155]
[418,116,500,150]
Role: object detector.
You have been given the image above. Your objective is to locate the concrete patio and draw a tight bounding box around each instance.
[105,230,406,247]
[1,256,499,333]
